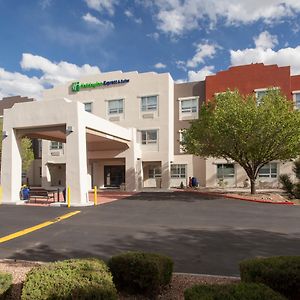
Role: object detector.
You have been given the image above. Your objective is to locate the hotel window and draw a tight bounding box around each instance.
[84,102,92,112]
[258,163,277,178]
[293,91,300,109]
[50,141,63,150]
[141,96,157,112]
[141,130,158,144]
[148,166,161,178]
[178,96,199,120]
[217,164,235,179]
[108,99,123,114]
[181,98,198,113]
[171,164,187,178]
[255,88,279,105]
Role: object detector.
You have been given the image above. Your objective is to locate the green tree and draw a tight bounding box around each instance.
[182,89,300,194]
[0,119,34,174]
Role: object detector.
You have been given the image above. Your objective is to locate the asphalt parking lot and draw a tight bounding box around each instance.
[0,192,299,276]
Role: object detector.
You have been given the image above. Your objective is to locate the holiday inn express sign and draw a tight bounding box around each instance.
[71,79,130,92]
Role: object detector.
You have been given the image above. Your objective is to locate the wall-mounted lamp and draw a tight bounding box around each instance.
[66,126,73,134]
[2,131,8,138]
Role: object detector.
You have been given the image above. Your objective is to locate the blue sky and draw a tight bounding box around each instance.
[0,0,300,99]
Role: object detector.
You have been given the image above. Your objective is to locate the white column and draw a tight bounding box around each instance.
[1,129,22,204]
[161,160,171,189]
[125,128,140,191]
[65,122,89,206]
[41,140,51,188]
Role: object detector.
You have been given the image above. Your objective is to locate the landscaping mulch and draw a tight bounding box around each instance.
[0,259,239,300]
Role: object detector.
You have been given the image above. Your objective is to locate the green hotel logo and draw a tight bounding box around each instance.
[71,79,129,92]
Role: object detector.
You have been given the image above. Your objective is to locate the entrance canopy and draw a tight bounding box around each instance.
[1,98,134,206]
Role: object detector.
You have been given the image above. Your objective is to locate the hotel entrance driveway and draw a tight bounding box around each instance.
[0,192,299,276]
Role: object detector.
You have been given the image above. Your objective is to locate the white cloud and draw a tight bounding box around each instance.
[82,13,114,29]
[144,0,300,36]
[231,46,300,75]
[147,32,159,41]
[187,43,217,68]
[82,13,101,25]
[0,53,101,99]
[124,9,142,24]
[254,31,278,49]
[84,0,118,15]
[0,68,44,100]
[188,66,215,81]
[154,62,166,69]
[230,30,300,74]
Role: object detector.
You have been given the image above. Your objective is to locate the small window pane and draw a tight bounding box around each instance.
[181,98,198,113]
[258,163,277,178]
[84,102,92,112]
[141,130,158,144]
[148,166,161,178]
[171,164,186,178]
[141,96,157,112]
[50,141,63,150]
[217,164,234,179]
[108,99,123,114]
[295,93,300,109]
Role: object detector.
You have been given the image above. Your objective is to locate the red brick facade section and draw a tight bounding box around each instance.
[291,75,300,92]
[205,63,292,102]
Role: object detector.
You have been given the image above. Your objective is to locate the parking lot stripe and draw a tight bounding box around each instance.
[0,210,81,244]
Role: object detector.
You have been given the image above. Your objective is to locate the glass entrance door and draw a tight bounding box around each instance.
[104,165,125,187]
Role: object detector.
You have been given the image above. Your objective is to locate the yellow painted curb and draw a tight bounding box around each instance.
[0,210,81,244]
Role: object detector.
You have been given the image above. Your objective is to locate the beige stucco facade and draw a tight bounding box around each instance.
[1,70,295,206]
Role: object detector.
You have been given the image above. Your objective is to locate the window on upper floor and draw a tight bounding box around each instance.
[293,91,300,109]
[171,164,187,178]
[258,163,277,178]
[255,89,267,105]
[108,99,124,115]
[255,88,279,105]
[178,96,199,120]
[141,95,157,112]
[217,164,235,179]
[50,141,63,150]
[141,129,158,144]
[84,102,92,112]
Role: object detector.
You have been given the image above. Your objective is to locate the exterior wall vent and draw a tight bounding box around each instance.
[142,113,154,119]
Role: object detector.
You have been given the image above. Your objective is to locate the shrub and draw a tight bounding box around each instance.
[184,283,287,300]
[240,256,300,300]
[21,258,117,300]
[108,251,173,297]
[0,272,12,300]
[280,159,300,198]
[279,174,294,197]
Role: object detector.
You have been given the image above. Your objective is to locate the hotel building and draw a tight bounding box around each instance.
[1,63,299,205]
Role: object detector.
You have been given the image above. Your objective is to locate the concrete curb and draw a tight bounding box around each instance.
[174,272,240,280]
[179,190,295,205]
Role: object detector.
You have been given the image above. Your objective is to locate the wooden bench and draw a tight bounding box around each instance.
[29,189,55,203]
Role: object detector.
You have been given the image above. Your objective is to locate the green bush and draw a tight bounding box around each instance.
[240,256,300,300]
[279,174,294,197]
[184,283,287,300]
[21,258,117,300]
[108,251,173,297]
[0,272,12,300]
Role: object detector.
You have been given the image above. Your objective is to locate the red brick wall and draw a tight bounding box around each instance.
[205,63,292,101]
[291,75,300,91]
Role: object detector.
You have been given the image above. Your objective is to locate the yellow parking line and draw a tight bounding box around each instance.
[0,211,81,244]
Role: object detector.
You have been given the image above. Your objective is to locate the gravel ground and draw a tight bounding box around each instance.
[0,260,240,300]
